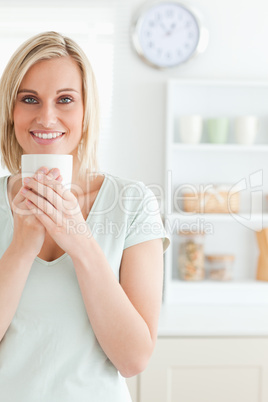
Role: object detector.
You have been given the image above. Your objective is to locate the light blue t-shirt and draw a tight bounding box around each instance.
[0,173,169,402]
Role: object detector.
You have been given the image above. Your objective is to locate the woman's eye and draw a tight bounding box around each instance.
[19,96,73,104]
[22,97,38,104]
[59,97,73,104]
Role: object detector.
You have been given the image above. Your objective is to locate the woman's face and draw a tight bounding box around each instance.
[13,56,84,157]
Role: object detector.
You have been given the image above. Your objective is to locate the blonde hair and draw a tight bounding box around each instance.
[0,31,100,178]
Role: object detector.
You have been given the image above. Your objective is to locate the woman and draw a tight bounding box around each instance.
[0,31,169,401]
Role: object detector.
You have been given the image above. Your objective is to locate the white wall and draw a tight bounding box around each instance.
[1,0,268,189]
[105,0,268,189]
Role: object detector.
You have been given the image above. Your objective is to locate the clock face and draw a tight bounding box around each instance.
[133,2,202,68]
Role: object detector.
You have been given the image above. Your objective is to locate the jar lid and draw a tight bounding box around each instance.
[205,254,235,261]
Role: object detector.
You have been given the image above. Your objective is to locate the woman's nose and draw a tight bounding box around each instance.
[35,103,58,127]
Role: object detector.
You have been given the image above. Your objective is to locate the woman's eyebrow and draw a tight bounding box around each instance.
[56,88,79,94]
[17,89,38,95]
[17,88,79,94]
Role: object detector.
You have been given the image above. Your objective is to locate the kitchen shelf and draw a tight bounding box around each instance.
[164,79,268,305]
[170,278,267,287]
[167,213,268,225]
[168,212,268,221]
[166,279,268,305]
[158,303,268,336]
[172,143,268,152]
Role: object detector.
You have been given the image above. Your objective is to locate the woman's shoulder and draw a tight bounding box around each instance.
[0,175,12,221]
[0,175,9,205]
[102,172,160,216]
[103,172,151,196]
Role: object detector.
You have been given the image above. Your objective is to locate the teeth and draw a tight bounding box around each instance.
[32,132,64,139]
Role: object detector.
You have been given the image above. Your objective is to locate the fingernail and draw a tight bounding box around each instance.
[21,187,28,194]
[53,169,59,176]
[47,169,58,180]
[35,173,43,180]
[39,167,48,174]
[23,177,30,184]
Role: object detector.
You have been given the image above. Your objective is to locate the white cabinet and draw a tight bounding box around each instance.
[126,376,138,402]
[163,79,268,305]
[135,337,268,402]
[127,80,268,402]
[128,80,268,402]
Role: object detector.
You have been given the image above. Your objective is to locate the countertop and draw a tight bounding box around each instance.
[158,303,268,337]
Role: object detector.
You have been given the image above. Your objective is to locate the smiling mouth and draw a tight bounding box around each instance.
[30,131,65,139]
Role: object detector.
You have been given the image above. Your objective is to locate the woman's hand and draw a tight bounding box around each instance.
[20,169,90,258]
[11,167,62,258]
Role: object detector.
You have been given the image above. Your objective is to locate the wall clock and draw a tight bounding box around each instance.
[131,1,209,69]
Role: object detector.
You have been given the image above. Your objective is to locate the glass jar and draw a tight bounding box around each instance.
[178,231,205,281]
[205,255,235,281]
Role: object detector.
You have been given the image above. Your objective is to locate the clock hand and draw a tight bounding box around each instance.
[168,22,178,35]
[158,22,173,37]
[161,22,178,37]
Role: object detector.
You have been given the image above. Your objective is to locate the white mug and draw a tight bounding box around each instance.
[234,116,258,145]
[21,154,73,189]
[179,115,203,144]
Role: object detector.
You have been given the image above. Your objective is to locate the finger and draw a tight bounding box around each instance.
[26,199,63,230]
[13,179,32,208]
[24,188,64,225]
[41,169,70,196]
[12,197,35,216]
[33,173,74,202]
[35,166,50,175]
[30,205,54,228]
[56,175,63,182]
[13,188,27,204]
[23,173,65,206]
[46,168,61,180]
[21,176,80,217]
[12,167,49,212]
[16,166,49,200]
[22,186,57,214]
[25,198,42,215]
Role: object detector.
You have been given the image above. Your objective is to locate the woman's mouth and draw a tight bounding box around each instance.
[30,131,65,145]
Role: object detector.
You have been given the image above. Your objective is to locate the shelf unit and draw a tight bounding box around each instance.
[172,143,268,152]
[164,79,268,305]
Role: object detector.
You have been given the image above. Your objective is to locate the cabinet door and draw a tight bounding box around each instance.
[126,375,138,402]
[139,337,268,402]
